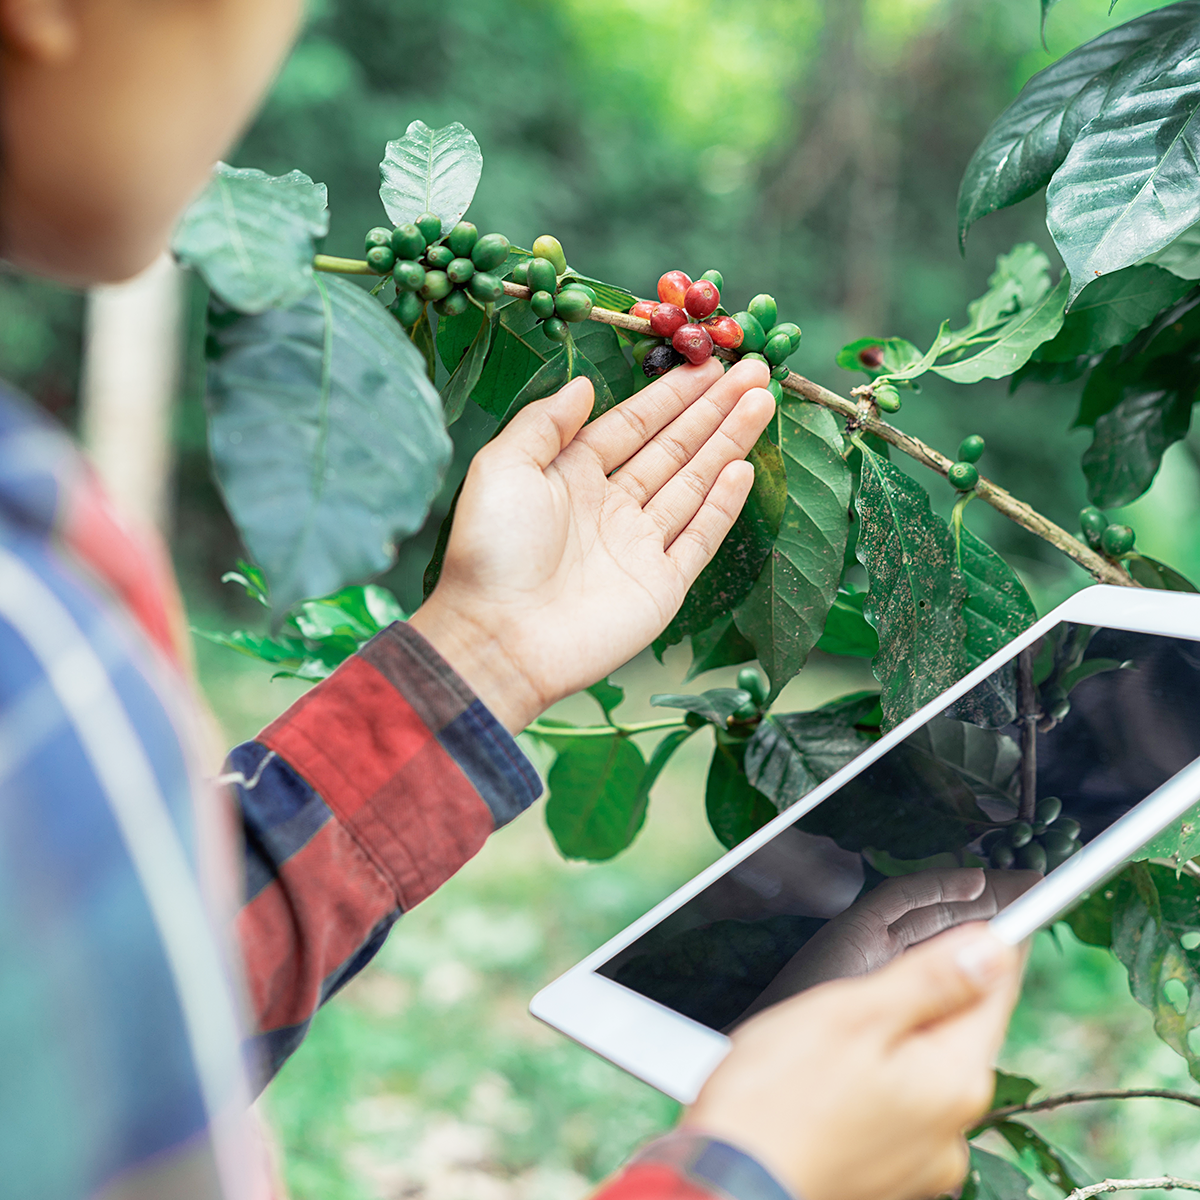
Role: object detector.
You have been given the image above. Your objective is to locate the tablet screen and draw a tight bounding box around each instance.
[598,623,1200,1033]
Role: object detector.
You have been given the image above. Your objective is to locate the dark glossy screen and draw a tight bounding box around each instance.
[599,624,1200,1032]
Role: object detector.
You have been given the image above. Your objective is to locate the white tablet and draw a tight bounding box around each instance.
[530,585,1200,1104]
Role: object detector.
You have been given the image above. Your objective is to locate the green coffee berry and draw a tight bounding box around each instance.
[415,213,443,245]
[1040,828,1076,857]
[392,260,426,292]
[980,829,1006,854]
[365,227,393,253]
[555,287,594,323]
[764,333,792,367]
[990,843,1016,870]
[748,294,778,331]
[447,221,478,258]
[700,269,724,291]
[1008,821,1033,849]
[530,290,556,320]
[391,290,424,328]
[1035,796,1062,825]
[769,322,802,352]
[531,235,568,275]
[1101,523,1135,557]
[472,233,511,271]
[741,352,768,365]
[1017,842,1048,872]
[447,257,476,286]
[391,223,426,260]
[425,244,454,270]
[737,667,769,705]
[1052,817,1081,841]
[685,711,707,729]
[527,258,558,296]
[633,337,662,367]
[468,272,504,303]
[767,379,783,403]
[542,316,570,343]
[732,312,767,354]
[366,245,396,274]
[434,289,470,317]
[510,260,530,286]
[874,384,901,413]
[419,270,452,302]
[771,364,789,381]
[1079,506,1109,548]
[948,462,979,491]
[1032,823,1048,837]
[958,435,985,463]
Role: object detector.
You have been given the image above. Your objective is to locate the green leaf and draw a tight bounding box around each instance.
[1111,863,1200,1082]
[685,617,757,681]
[957,3,1200,246]
[815,590,878,658]
[706,740,777,850]
[1127,554,1200,591]
[933,277,1068,384]
[206,276,451,615]
[658,434,785,652]
[193,626,308,668]
[545,735,648,861]
[1143,220,1200,279]
[879,321,954,384]
[651,687,752,729]
[963,244,1054,335]
[221,560,270,606]
[836,336,924,377]
[439,307,494,424]
[586,678,625,718]
[1136,801,1200,866]
[1059,656,1132,694]
[410,307,437,383]
[173,163,329,314]
[994,1122,1092,1192]
[743,709,871,812]
[733,403,853,699]
[635,728,696,815]
[378,120,483,233]
[1082,368,1196,507]
[989,1070,1040,1112]
[961,1149,1035,1200]
[561,272,638,313]
[853,446,972,730]
[1047,30,1200,301]
[905,716,1021,809]
[1063,884,1116,948]
[1038,266,1193,362]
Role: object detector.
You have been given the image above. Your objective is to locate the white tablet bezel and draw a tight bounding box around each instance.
[530,585,1200,1103]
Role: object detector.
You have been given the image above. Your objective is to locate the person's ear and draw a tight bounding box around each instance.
[0,0,78,62]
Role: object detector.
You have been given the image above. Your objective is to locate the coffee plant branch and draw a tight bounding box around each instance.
[981,1088,1200,1125]
[1063,1179,1200,1200]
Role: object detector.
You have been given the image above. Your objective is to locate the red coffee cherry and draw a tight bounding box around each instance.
[631,300,656,321]
[703,315,744,350]
[657,270,692,308]
[672,322,715,364]
[684,279,720,319]
[650,303,688,337]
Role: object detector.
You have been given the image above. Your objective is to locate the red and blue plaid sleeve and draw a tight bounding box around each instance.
[592,1134,797,1200]
[227,621,542,1084]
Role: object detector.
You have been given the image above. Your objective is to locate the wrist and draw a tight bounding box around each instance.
[407,598,544,734]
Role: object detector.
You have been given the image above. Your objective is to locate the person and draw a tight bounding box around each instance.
[0,1,1023,1198]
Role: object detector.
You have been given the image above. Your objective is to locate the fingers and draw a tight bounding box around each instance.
[665,460,756,584]
[491,377,595,470]
[863,868,986,926]
[605,359,772,504]
[875,923,1019,1039]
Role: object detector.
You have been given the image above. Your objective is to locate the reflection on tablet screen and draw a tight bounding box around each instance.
[598,623,1200,1033]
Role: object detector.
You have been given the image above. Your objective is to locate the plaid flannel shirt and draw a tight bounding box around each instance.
[0,382,791,1200]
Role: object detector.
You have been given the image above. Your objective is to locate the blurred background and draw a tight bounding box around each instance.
[5,0,1200,1195]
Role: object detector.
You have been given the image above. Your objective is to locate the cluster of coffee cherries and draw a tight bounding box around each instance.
[630,272,801,400]
[1079,506,1135,559]
[981,797,1082,873]
[364,214,509,329]
[509,236,596,344]
[947,434,986,492]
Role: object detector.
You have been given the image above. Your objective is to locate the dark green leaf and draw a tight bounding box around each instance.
[659,434,785,652]
[439,307,494,424]
[586,678,625,718]
[651,687,752,728]
[1127,554,1200,592]
[1011,354,1099,391]
[1059,656,1132,694]
[1047,27,1200,300]
[852,446,972,730]
[836,336,924,377]
[815,590,878,658]
[1144,220,1200,279]
[634,728,696,814]
[1063,885,1117,948]
[562,272,638,313]
[743,709,871,812]
[500,349,572,425]
[961,1149,1036,1200]
[989,1070,1040,1112]
[1039,266,1193,362]
[706,740,777,850]
[1111,863,1200,1082]
[818,690,883,728]
[173,163,328,314]
[685,617,757,682]
[545,735,647,861]
[379,120,483,232]
[957,3,1200,246]
[994,1122,1092,1192]
[410,307,436,383]
[734,403,853,699]
[206,276,450,615]
[905,716,1021,809]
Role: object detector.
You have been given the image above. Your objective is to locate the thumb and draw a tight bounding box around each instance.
[876,923,1018,1038]
[495,376,595,469]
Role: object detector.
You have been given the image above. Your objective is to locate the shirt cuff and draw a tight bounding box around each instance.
[624,1132,797,1200]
